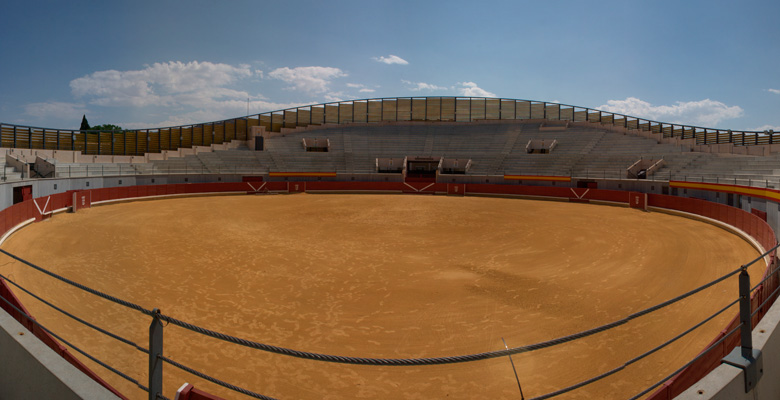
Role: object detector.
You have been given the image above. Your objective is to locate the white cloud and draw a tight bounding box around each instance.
[346,83,376,93]
[71,61,255,107]
[323,92,346,102]
[268,66,346,94]
[24,101,88,120]
[768,89,780,95]
[402,80,447,91]
[457,82,496,97]
[65,60,317,128]
[597,97,743,127]
[755,124,780,132]
[120,99,309,130]
[373,55,409,65]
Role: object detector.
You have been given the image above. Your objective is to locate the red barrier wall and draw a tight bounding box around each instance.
[629,192,648,210]
[644,193,778,399]
[447,183,464,195]
[0,180,776,400]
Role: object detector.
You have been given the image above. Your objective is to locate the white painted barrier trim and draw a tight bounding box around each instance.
[675,298,780,399]
[0,312,121,399]
[0,218,36,247]
[648,206,768,263]
[90,191,250,206]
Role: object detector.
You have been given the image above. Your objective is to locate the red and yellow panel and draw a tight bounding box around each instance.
[670,181,780,202]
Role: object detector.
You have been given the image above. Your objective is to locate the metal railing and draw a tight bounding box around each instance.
[1,97,777,156]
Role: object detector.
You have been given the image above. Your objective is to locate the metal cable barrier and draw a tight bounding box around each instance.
[0,291,152,395]
[0,272,149,354]
[154,265,744,366]
[0,241,776,399]
[528,297,741,400]
[0,248,156,317]
[628,324,743,400]
[751,254,780,292]
[159,355,278,400]
[749,248,780,318]
[754,283,780,319]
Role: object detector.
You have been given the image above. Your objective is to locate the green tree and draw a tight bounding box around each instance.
[80,115,90,131]
[90,124,123,131]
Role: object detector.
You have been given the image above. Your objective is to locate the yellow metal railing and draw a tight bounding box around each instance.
[1,97,777,155]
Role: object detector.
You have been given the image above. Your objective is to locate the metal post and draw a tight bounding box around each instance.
[738,268,753,358]
[722,266,763,392]
[148,308,163,400]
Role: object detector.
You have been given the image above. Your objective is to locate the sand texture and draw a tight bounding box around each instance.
[0,194,763,399]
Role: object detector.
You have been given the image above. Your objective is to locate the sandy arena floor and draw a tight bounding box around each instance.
[0,193,764,399]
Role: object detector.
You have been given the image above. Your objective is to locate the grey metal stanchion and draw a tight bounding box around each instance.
[149,308,164,400]
[722,266,763,392]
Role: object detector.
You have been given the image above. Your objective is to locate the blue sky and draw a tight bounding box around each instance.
[1,0,778,131]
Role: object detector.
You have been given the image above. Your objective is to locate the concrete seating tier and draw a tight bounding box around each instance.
[132,122,780,186]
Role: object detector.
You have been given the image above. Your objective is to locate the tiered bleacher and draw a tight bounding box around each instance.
[2,119,778,187]
[123,121,780,187]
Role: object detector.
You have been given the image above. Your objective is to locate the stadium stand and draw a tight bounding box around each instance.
[0,96,780,400]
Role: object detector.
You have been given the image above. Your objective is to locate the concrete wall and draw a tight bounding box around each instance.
[8,172,778,239]
[0,312,120,400]
[0,174,245,211]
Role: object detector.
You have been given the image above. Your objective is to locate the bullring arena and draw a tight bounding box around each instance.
[1,97,780,400]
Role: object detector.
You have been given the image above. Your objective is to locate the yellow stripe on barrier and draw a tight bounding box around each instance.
[269,172,337,178]
[504,175,571,182]
[670,181,780,202]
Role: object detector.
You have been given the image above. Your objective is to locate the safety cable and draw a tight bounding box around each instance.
[160,355,278,400]
[0,272,149,354]
[0,293,148,393]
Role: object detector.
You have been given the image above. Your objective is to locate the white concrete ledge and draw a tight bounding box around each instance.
[0,312,121,400]
[676,294,780,399]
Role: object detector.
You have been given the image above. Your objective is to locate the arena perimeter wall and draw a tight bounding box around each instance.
[0,179,777,400]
